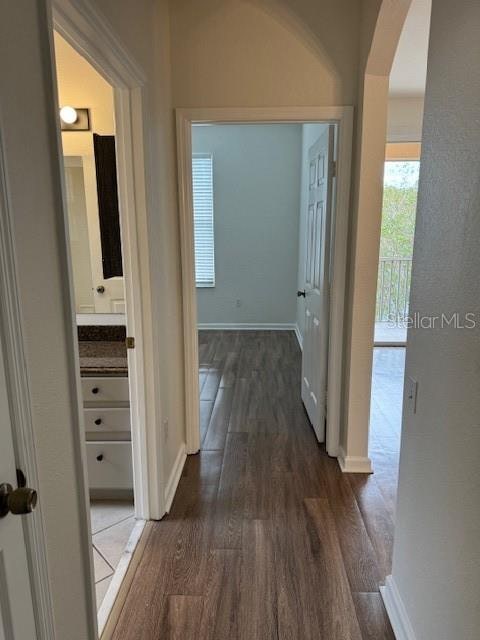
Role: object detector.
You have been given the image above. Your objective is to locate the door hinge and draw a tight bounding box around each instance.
[126,336,135,349]
[330,160,337,178]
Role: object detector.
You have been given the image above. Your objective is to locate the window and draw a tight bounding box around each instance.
[192,154,215,287]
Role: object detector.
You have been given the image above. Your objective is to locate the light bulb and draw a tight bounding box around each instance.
[60,106,78,125]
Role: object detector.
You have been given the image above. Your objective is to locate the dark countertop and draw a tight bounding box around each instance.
[79,341,128,377]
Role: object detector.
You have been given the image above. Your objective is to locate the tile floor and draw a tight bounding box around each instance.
[90,500,136,608]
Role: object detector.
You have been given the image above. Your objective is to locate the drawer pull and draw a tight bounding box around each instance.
[94,418,102,426]
[96,454,104,462]
[91,387,99,395]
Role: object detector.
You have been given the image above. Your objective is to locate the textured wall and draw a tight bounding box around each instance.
[390,1,480,637]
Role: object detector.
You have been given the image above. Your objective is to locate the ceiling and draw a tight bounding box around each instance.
[389,0,432,98]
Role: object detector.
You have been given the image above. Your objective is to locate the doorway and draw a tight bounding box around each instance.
[176,108,353,460]
[192,121,335,445]
[54,30,134,616]
[52,25,148,635]
[374,155,420,345]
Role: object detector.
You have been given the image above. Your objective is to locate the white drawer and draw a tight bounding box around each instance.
[86,441,133,490]
[84,407,131,434]
[82,377,129,404]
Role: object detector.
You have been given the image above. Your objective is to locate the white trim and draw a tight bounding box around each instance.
[387,133,422,144]
[53,0,146,89]
[76,313,126,326]
[337,446,373,474]
[99,521,151,640]
[164,444,187,513]
[197,323,297,331]
[97,519,145,637]
[0,128,55,640]
[294,324,303,351]
[176,106,353,459]
[380,576,417,640]
[53,0,164,521]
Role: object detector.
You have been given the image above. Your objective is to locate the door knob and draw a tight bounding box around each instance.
[96,285,105,294]
[0,482,38,518]
[297,290,306,297]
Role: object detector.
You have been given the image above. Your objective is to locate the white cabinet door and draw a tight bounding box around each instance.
[301,126,335,442]
[0,339,37,639]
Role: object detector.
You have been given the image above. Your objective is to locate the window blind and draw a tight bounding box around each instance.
[192,154,215,287]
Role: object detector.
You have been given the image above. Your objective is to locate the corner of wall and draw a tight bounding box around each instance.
[164,442,187,513]
[337,446,373,473]
[380,576,418,640]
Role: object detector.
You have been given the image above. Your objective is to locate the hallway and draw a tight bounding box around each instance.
[112,332,398,639]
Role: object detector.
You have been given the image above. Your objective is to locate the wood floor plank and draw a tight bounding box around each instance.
[219,351,239,388]
[321,456,382,592]
[239,519,278,640]
[181,450,223,488]
[112,522,176,639]
[273,475,322,640]
[198,549,242,640]
[203,386,234,450]
[161,595,204,640]
[352,592,396,640]
[113,332,399,640]
[200,399,214,444]
[348,475,395,580]
[164,482,217,595]
[200,361,223,400]
[304,498,363,640]
[212,432,248,549]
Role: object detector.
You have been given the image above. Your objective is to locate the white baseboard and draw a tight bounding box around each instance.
[337,446,373,473]
[164,443,187,512]
[294,324,303,350]
[380,576,417,640]
[197,322,296,331]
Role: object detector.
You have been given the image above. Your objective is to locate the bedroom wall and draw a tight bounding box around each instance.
[193,124,302,326]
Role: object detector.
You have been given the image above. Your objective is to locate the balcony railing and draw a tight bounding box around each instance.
[376,257,413,322]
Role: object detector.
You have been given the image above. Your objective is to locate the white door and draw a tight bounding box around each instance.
[82,155,126,314]
[0,339,37,639]
[0,2,96,638]
[300,126,335,441]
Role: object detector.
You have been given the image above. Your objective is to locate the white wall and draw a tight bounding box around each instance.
[55,32,114,155]
[296,123,329,339]
[387,1,480,637]
[387,96,424,142]
[169,0,361,108]
[192,124,302,326]
[88,0,401,501]
[91,0,188,508]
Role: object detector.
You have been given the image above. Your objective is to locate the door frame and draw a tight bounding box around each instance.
[53,0,163,520]
[176,106,353,457]
[0,115,57,640]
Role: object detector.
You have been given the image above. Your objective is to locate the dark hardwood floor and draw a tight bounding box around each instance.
[112,332,403,639]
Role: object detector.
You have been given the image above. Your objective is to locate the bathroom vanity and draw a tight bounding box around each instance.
[78,326,133,497]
